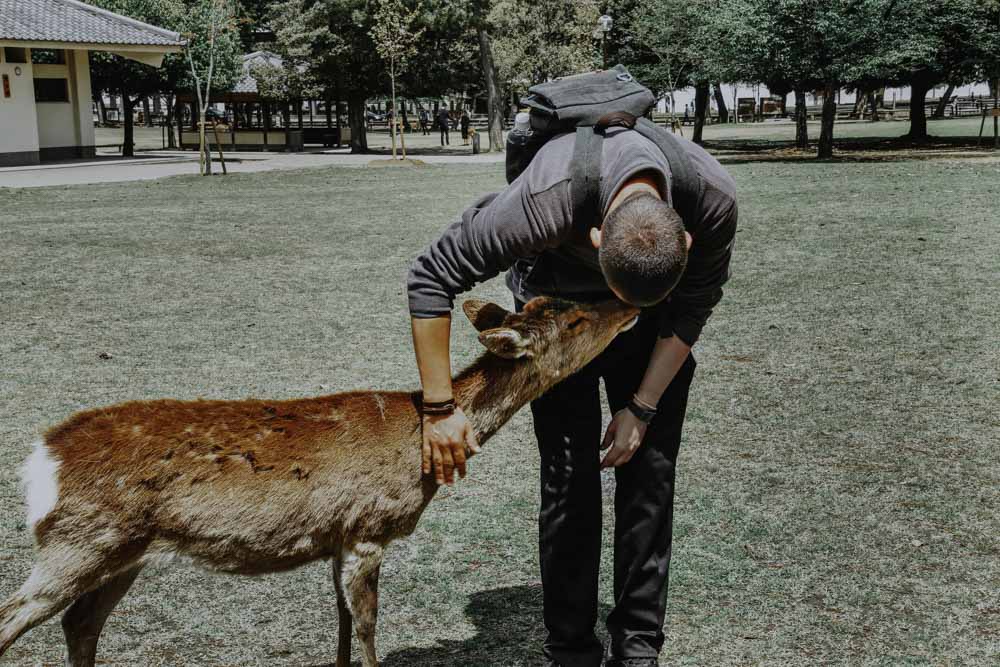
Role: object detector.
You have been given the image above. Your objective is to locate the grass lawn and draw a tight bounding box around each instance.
[1,152,998,665]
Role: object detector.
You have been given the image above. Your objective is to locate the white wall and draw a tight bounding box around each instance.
[0,50,40,155]
[68,49,95,149]
[33,62,75,148]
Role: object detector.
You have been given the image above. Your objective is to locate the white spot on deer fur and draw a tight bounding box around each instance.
[22,441,59,527]
[372,394,387,422]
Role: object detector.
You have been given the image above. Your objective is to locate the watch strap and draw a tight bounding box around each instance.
[626,398,657,424]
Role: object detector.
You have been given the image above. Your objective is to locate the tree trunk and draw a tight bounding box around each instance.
[933,83,955,119]
[348,93,368,154]
[389,64,398,159]
[852,88,868,118]
[142,97,153,127]
[868,91,880,122]
[817,82,837,159]
[692,81,710,145]
[94,95,107,126]
[477,26,504,152]
[166,93,177,149]
[122,91,135,157]
[712,83,729,123]
[906,77,931,141]
[794,88,808,149]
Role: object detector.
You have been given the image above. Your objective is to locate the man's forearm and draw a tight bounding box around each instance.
[411,315,454,402]
[635,334,692,407]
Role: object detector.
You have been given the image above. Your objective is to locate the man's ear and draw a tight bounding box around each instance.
[590,227,602,249]
[478,328,531,359]
[463,299,510,332]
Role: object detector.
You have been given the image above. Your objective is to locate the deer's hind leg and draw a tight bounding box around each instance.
[338,543,384,667]
[61,565,144,667]
[332,555,353,667]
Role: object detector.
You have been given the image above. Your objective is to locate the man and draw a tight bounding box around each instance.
[407,125,737,666]
[436,106,451,146]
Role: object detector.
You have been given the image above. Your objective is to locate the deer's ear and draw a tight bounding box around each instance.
[478,328,531,359]
[463,299,510,332]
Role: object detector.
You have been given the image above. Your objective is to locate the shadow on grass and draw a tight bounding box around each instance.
[707,135,1000,164]
[385,584,612,667]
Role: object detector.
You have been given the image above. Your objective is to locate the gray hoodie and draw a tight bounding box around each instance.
[407,128,737,345]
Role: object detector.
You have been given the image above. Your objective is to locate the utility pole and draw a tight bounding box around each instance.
[597,14,612,69]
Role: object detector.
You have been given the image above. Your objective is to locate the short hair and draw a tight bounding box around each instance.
[599,192,688,307]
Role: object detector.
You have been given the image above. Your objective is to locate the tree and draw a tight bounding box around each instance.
[866,0,998,141]
[370,0,425,159]
[486,0,598,149]
[710,0,881,158]
[180,0,242,174]
[89,0,186,156]
[632,0,720,143]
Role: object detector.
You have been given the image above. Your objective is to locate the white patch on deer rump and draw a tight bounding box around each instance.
[22,440,60,527]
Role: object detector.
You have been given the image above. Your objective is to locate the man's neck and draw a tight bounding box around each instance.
[607,174,663,216]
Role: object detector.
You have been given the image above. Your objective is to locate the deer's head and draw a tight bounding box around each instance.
[462,297,641,380]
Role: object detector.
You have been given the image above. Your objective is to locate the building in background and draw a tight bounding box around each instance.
[0,0,183,166]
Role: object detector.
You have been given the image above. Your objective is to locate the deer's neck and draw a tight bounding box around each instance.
[451,354,550,444]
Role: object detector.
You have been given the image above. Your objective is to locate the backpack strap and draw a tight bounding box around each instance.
[634,117,701,228]
[571,126,604,233]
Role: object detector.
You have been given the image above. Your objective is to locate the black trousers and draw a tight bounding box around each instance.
[440,126,450,145]
[519,302,696,666]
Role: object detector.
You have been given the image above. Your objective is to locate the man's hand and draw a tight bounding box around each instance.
[422,408,480,485]
[600,408,648,468]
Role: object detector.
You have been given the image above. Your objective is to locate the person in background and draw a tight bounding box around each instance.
[460,110,471,146]
[437,106,450,146]
[419,108,430,135]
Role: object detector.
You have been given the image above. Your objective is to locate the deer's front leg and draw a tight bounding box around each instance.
[339,543,384,667]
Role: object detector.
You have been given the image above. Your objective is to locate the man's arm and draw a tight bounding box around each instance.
[600,334,691,468]
[658,191,738,346]
[408,174,571,484]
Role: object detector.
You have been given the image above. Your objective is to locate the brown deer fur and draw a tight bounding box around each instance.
[0,297,639,667]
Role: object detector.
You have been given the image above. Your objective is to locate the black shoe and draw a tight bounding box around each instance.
[604,658,659,667]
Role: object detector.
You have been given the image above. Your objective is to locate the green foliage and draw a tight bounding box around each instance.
[87,0,241,97]
[862,0,1000,88]
[87,0,186,96]
[628,0,716,95]
[370,0,426,73]
[488,0,599,88]
[178,0,243,95]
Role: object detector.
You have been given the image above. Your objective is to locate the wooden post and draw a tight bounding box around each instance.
[994,77,999,149]
[263,101,270,149]
[211,121,228,174]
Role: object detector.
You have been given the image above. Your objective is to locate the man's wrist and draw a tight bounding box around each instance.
[633,392,659,410]
[422,397,457,417]
[626,397,657,424]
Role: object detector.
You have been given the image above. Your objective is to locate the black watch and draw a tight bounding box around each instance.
[626,399,657,424]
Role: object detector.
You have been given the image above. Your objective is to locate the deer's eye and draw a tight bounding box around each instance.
[568,317,587,330]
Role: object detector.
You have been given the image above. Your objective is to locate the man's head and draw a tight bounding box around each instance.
[595,188,689,307]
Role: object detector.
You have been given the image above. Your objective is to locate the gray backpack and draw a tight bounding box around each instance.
[506,65,699,231]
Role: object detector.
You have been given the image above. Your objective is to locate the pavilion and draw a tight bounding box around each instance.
[0,0,183,166]
[176,51,351,151]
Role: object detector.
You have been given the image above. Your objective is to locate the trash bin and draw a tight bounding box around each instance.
[472,132,481,154]
[286,129,304,152]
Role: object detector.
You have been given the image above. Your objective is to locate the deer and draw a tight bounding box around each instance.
[0,296,639,667]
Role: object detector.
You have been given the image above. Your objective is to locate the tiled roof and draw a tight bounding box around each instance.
[234,51,283,94]
[0,0,183,48]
